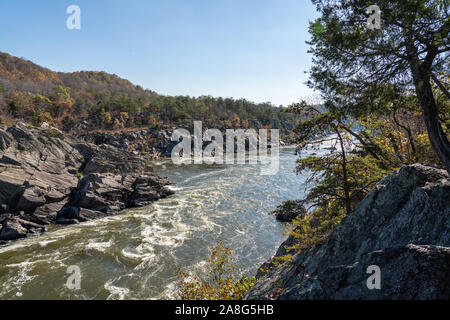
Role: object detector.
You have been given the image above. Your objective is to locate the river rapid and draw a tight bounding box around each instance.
[0,147,309,299]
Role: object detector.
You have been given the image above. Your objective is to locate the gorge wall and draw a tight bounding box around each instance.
[0,122,174,243]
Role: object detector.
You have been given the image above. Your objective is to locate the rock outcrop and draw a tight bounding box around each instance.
[77,126,282,159]
[77,128,177,158]
[245,164,450,300]
[0,122,174,242]
[270,200,307,222]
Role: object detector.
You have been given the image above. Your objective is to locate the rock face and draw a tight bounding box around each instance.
[77,128,177,158]
[245,164,450,300]
[0,122,174,242]
[77,127,280,159]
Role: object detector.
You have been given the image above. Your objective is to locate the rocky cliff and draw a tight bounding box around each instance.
[75,126,177,158]
[245,164,450,300]
[0,122,174,243]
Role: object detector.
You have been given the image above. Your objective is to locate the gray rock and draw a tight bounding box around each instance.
[245,164,450,300]
[0,217,28,240]
[0,127,15,151]
[15,186,46,212]
[56,205,80,224]
[0,122,175,241]
[0,203,9,214]
[65,172,174,217]
[0,214,46,240]
[76,128,175,159]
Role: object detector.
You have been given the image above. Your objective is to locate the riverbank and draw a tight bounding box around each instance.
[246,164,450,300]
[0,146,302,299]
[0,122,174,243]
[0,120,291,244]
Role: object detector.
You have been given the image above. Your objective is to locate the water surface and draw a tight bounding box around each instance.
[0,147,308,299]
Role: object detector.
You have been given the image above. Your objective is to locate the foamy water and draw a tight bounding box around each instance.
[0,147,308,299]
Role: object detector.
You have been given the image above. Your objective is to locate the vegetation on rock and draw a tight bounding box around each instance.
[177,242,256,300]
[271,0,449,266]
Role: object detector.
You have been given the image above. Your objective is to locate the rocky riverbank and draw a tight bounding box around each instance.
[76,126,178,158]
[246,164,450,300]
[0,122,174,243]
[74,125,286,160]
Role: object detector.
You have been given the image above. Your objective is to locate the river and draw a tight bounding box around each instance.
[0,147,309,299]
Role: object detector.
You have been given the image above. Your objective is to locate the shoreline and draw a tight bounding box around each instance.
[0,122,175,244]
[0,121,293,245]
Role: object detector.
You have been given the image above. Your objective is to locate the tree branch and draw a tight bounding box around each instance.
[431,73,450,100]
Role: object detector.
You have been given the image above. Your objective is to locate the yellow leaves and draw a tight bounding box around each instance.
[100,108,112,125]
[177,242,256,300]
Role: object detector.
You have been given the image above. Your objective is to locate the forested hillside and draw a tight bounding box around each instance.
[0,52,298,133]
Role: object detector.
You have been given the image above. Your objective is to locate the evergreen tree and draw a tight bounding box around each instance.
[308,0,450,172]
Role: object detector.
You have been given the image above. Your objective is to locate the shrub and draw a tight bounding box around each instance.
[177,242,256,300]
[44,128,61,138]
[32,111,53,126]
[277,200,298,212]
[271,206,346,267]
[100,109,112,125]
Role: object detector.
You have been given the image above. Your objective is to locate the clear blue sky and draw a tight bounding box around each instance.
[0,0,319,106]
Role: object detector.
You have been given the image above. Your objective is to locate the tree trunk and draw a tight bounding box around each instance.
[412,67,450,174]
[336,129,352,215]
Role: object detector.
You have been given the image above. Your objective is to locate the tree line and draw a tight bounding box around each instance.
[0,52,298,134]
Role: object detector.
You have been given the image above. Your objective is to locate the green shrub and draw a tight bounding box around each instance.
[272,206,346,266]
[277,200,298,212]
[44,128,61,138]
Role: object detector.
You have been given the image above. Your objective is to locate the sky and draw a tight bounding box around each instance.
[0,0,320,106]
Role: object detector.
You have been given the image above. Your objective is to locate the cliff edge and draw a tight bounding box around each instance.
[245,164,450,300]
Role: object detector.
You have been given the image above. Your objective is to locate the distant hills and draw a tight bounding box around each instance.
[0,52,298,134]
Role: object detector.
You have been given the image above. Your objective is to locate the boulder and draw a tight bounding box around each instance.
[15,186,46,212]
[69,173,129,213]
[56,205,80,224]
[65,172,174,216]
[271,200,307,222]
[45,189,66,203]
[0,202,9,214]
[127,175,174,207]
[0,216,28,240]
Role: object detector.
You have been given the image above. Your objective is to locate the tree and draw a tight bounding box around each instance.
[288,102,356,215]
[308,0,450,173]
[119,111,129,125]
[241,118,249,129]
[113,118,123,128]
[232,114,241,128]
[147,114,159,129]
[100,108,112,125]
[49,85,71,102]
